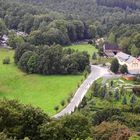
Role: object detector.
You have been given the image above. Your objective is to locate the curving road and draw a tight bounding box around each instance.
[54,65,110,118]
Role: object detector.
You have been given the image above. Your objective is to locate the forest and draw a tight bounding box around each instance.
[0,0,140,55]
[14,44,90,74]
[97,0,140,10]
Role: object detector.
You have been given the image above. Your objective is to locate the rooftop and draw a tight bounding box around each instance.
[104,42,120,51]
[116,52,136,63]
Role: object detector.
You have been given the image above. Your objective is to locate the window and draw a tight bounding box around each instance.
[132,63,138,68]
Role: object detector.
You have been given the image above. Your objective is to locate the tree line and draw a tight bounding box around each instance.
[0,99,139,140]
[106,24,140,57]
[14,43,90,75]
[28,20,96,46]
[0,0,97,46]
[97,0,140,10]
[1,0,140,47]
[0,99,90,140]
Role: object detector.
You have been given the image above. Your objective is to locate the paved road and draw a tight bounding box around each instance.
[54,65,110,118]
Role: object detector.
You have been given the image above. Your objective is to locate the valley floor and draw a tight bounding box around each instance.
[0,49,83,116]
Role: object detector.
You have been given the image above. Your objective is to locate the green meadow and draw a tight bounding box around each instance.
[67,43,98,58]
[0,49,83,116]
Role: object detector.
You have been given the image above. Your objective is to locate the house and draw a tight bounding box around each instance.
[103,42,121,57]
[2,35,8,42]
[95,38,105,46]
[16,31,27,37]
[115,52,140,75]
[0,35,8,47]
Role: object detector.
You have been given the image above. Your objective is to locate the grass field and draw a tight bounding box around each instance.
[66,43,98,58]
[0,49,83,116]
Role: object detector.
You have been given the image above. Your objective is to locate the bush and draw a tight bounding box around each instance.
[110,80,114,87]
[91,121,131,140]
[130,94,136,105]
[133,87,140,96]
[122,96,127,105]
[88,40,93,44]
[3,57,10,64]
[85,65,91,73]
[61,100,65,106]
[120,64,128,74]
[92,52,97,60]
[133,103,140,113]
[67,97,71,103]
[54,106,59,111]
[110,58,119,73]
[93,108,122,125]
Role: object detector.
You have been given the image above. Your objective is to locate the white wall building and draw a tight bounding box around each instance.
[115,52,140,75]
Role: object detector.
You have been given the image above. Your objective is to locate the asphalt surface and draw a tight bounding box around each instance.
[54,65,110,118]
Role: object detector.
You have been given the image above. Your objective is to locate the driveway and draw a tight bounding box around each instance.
[54,65,110,118]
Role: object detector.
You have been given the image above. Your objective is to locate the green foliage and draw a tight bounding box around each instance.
[110,81,114,87]
[67,44,98,59]
[18,51,34,72]
[122,96,127,105]
[130,94,136,105]
[114,89,120,101]
[92,52,97,60]
[110,58,119,73]
[60,100,65,106]
[97,0,140,10]
[8,33,24,49]
[104,92,111,101]
[0,19,7,37]
[129,135,140,140]
[16,44,90,75]
[0,49,83,115]
[133,103,140,113]
[93,108,122,125]
[131,44,139,57]
[91,82,99,97]
[100,86,106,99]
[14,43,34,64]
[40,113,91,140]
[91,121,131,140]
[23,137,30,140]
[27,53,38,73]
[108,32,116,44]
[120,64,128,74]
[0,132,15,140]
[21,105,49,139]
[3,57,10,64]
[0,99,50,140]
[54,106,59,111]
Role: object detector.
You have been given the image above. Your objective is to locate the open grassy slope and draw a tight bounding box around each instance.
[0,49,83,116]
[66,44,98,58]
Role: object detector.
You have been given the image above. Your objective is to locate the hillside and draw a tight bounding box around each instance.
[97,0,140,10]
[14,0,140,21]
[0,0,140,139]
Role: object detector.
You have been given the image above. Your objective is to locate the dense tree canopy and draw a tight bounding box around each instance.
[0,19,7,38]
[0,99,50,140]
[15,44,90,75]
[110,58,119,73]
[0,0,140,140]
[97,0,140,10]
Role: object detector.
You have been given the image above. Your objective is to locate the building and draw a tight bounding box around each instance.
[0,35,8,47]
[95,38,105,46]
[115,52,140,75]
[103,42,120,57]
